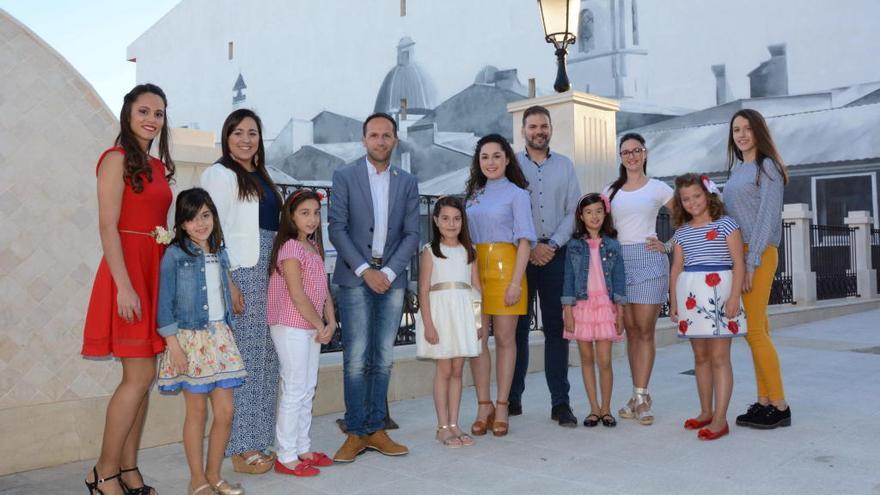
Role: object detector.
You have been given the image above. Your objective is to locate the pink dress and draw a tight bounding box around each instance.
[565,238,622,342]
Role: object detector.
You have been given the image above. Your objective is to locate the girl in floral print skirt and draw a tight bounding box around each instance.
[157,188,248,495]
[669,174,747,441]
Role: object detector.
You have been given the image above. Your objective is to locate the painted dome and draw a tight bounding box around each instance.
[373,36,437,115]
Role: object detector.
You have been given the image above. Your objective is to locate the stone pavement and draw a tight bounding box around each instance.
[2,309,879,494]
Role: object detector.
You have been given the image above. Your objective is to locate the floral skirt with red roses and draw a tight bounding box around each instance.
[675,267,748,339]
[158,321,248,393]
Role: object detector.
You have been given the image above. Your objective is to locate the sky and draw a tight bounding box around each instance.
[1,0,180,112]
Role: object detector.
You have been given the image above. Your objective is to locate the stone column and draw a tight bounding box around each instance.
[781,203,817,305]
[508,90,621,194]
[170,127,220,192]
[844,210,877,298]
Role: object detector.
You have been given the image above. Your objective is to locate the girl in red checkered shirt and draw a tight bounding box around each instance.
[267,189,336,476]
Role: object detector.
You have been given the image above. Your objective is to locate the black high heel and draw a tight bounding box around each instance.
[119,466,156,495]
[85,466,121,494]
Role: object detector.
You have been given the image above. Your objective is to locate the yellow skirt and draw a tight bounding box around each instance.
[476,243,527,315]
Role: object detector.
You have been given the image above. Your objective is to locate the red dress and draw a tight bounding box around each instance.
[81,147,173,358]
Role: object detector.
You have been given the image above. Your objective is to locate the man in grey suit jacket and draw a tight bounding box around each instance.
[329,113,420,462]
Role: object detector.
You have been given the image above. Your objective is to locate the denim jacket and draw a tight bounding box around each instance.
[157,239,235,337]
[561,235,627,305]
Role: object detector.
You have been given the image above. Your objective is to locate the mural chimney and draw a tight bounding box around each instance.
[711,64,733,105]
[748,43,789,98]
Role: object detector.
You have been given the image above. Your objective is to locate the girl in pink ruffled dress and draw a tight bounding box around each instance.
[562,193,627,428]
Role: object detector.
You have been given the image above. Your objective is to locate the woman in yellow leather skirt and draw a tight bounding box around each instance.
[464,134,536,437]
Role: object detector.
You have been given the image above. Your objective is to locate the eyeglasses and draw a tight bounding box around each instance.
[620,148,646,158]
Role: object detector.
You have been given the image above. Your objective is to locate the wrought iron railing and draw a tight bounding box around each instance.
[280,181,814,351]
[872,228,880,295]
[810,224,859,300]
[769,222,795,305]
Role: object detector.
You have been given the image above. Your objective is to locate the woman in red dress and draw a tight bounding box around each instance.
[82,84,174,495]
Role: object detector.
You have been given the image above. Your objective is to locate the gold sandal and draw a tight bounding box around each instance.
[450,423,474,446]
[470,400,495,436]
[232,452,273,474]
[436,425,463,448]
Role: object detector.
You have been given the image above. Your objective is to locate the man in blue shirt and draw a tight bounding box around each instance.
[511,106,582,427]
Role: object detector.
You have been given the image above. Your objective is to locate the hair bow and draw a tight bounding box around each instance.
[701,175,720,195]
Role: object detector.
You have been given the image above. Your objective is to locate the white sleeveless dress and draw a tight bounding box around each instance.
[416,244,480,359]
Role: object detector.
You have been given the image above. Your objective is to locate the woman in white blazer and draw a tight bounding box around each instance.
[201,109,283,475]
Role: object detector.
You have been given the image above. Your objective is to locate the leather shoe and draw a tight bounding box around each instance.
[333,434,366,463]
[550,404,577,428]
[363,430,409,456]
[508,400,523,416]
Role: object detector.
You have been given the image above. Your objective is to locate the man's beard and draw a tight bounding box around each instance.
[368,148,393,164]
[526,136,549,150]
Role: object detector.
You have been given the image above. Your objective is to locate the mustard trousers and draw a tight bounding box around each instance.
[743,245,785,401]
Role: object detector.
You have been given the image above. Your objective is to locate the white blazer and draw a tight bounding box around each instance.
[200,163,260,269]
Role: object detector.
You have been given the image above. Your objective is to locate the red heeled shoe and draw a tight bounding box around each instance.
[684,417,712,430]
[697,423,729,440]
[274,459,319,477]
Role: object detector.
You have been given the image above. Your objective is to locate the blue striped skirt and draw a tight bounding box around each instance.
[621,243,669,305]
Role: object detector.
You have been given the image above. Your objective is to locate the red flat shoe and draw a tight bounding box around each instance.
[697,423,729,440]
[684,418,712,430]
[274,459,319,477]
[300,452,333,467]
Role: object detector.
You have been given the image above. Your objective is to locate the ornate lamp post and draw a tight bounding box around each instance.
[537,0,580,93]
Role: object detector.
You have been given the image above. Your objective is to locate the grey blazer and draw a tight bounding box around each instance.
[328,158,420,289]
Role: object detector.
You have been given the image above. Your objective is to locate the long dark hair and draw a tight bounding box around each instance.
[464,134,529,199]
[430,196,476,263]
[726,109,789,186]
[269,189,325,276]
[116,83,175,193]
[607,132,647,201]
[572,193,617,240]
[218,109,284,204]
[172,188,224,256]
[671,173,726,228]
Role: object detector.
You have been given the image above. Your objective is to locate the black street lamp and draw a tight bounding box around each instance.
[537,0,580,93]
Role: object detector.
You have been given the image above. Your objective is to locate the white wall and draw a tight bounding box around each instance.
[128,0,880,139]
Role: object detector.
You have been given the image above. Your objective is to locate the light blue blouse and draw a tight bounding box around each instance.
[466,178,537,245]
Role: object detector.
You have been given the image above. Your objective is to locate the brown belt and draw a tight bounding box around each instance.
[119,229,153,237]
[430,281,472,292]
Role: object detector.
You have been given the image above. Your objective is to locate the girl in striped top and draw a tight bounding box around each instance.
[669,174,747,441]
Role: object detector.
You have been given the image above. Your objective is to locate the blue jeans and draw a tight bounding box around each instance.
[338,285,405,436]
[512,245,570,407]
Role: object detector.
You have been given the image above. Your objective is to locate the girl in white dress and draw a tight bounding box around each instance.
[416,197,481,448]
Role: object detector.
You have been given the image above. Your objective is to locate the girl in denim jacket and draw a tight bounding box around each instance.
[562,193,627,428]
[156,188,248,495]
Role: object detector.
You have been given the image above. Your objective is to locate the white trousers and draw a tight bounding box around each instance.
[270,324,321,462]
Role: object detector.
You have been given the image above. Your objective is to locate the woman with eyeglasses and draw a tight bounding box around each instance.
[603,132,674,426]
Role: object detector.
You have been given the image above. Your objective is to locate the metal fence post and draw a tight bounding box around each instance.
[781,203,817,305]
[844,210,878,299]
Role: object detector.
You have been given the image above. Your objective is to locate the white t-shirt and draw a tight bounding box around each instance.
[605,179,674,245]
[205,253,226,321]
